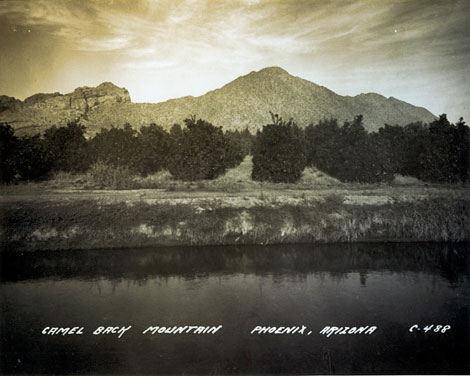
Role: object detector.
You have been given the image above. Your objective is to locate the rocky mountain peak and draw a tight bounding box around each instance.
[72,82,131,109]
[254,66,289,75]
[240,66,291,82]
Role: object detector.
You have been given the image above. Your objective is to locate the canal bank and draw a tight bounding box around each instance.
[1,190,468,251]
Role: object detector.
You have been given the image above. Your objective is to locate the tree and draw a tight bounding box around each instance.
[400,121,428,178]
[89,124,139,170]
[0,124,54,182]
[135,123,172,175]
[15,134,53,181]
[376,124,408,174]
[168,116,239,180]
[223,129,250,169]
[252,113,307,183]
[455,117,470,183]
[169,123,184,140]
[42,121,90,173]
[225,128,254,158]
[305,115,393,183]
[336,115,383,182]
[305,118,340,173]
[418,114,462,183]
[0,124,18,183]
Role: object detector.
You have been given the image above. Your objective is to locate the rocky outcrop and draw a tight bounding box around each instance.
[18,82,131,113]
[0,83,130,134]
[0,95,22,112]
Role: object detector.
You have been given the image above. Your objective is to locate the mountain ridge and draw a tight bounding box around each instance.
[0,67,436,135]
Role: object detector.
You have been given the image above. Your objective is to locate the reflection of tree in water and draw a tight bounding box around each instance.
[1,243,468,285]
[359,271,368,286]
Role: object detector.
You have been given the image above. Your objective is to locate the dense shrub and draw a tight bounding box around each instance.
[87,161,135,189]
[168,116,243,180]
[252,113,307,183]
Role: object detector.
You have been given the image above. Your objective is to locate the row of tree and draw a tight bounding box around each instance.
[0,118,252,184]
[253,113,469,184]
[1,113,469,185]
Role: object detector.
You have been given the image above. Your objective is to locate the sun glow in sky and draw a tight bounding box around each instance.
[0,0,469,122]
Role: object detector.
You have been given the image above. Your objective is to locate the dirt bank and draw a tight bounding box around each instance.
[1,188,468,251]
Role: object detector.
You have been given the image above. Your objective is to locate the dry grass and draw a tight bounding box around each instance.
[78,156,346,192]
[392,174,426,186]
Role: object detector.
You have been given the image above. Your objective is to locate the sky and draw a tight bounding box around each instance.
[0,0,469,122]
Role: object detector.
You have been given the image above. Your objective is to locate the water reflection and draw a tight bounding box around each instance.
[1,242,469,284]
[1,242,469,374]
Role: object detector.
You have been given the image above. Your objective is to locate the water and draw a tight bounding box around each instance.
[1,243,469,374]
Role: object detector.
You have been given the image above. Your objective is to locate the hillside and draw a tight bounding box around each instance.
[0,67,436,135]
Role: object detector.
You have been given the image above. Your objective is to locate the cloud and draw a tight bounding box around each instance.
[0,0,469,121]
[120,59,177,70]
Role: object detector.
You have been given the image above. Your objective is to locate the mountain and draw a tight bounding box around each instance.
[0,67,436,135]
[0,82,131,135]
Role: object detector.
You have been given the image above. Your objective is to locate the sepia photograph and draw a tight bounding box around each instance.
[0,0,469,374]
